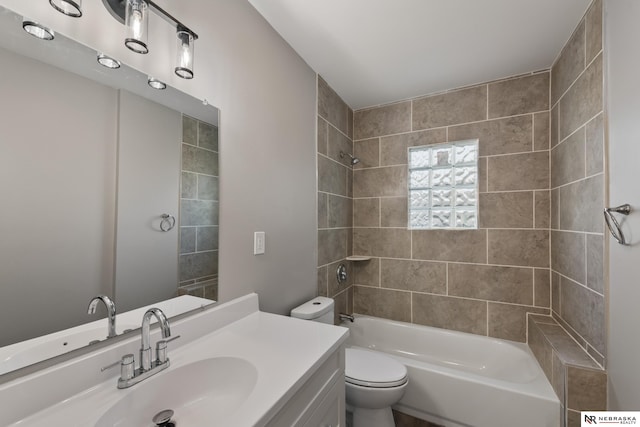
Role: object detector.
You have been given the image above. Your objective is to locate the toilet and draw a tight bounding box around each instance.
[291,297,408,427]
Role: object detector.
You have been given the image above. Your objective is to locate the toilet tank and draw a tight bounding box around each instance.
[290,297,334,324]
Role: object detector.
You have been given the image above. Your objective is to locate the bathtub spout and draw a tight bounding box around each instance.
[339,313,354,322]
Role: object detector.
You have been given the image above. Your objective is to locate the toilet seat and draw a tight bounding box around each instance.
[345,348,408,388]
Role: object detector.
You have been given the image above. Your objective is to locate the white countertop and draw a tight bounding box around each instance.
[1,294,348,426]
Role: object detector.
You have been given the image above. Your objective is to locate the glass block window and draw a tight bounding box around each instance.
[408,139,479,229]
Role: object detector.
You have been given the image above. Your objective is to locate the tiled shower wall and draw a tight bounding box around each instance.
[178,115,219,300]
[317,76,355,323]
[350,72,552,342]
[550,0,605,365]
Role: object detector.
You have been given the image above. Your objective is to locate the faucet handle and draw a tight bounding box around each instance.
[101,354,135,382]
[156,335,181,364]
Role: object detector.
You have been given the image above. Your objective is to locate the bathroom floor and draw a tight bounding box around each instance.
[346,410,443,427]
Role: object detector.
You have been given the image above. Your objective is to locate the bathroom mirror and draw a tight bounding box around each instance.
[0,4,219,375]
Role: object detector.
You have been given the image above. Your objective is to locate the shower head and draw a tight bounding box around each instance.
[340,151,360,166]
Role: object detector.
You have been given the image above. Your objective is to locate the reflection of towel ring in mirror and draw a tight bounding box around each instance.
[604,204,631,245]
[160,214,176,232]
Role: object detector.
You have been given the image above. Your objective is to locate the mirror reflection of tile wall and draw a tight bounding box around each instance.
[178,115,219,301]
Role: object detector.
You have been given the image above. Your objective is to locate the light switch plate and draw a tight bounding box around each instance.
[254,232,265,255]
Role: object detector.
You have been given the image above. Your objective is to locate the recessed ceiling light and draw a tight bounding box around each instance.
[22,20,55,41]
[147,77,166,90]
[97,53,121,69]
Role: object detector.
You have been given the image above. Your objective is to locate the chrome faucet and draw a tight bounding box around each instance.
[101,307,180,389]
[339,313,355,322]
[87,295,117,338]
[140,308,171,372]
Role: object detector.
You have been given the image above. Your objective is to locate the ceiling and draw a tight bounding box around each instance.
[248,0,593,110]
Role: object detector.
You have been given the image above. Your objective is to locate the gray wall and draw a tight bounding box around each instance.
[0,47,117,345]
[0,0,318,315]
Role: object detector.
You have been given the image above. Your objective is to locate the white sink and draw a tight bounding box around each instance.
[95,357,258,427]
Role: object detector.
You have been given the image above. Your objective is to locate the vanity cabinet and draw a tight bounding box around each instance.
[265,346,345,427]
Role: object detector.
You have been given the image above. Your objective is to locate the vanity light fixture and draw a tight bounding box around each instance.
[102,0,199,79]
[49,0,83,18]
[147,77,166,90]
[97,53,121,69]
[22,20,55,41]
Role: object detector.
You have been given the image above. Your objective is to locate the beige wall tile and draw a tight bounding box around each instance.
[354,102,411,139]
[552,20,585,105]
[551,188,560,230]
[535,190,551,229]
[381,197,408,227]
[353,138,380,169]
[381,259,446,294]
[551,104,559,148]
[353,165,408,197]
[552,272,560,314]
[586,114,604,176]
[488,229,550,268]
[413,293,487,335]
[353,228,411,258]
[479,192,534,229]
[317,266,328,297]
[535,268,551,308]
[534,112,551,151]
[558,174,604,233]
[327,194,352,228]
[318,228,348,266]
[567,367,606,410]
[586,234,604,294]
[552,351,566,404]
[567,410,581,427]
[318,76,349,135]
[586,0,603,64]
[353,286,411,322]
[333,290,349,324]
[318,155,348,196]
[559,54,603,140]
[347,168,353,198]
[317,116,328,155]
[318,193,328,229]
[536,322,599,367]
[412,86,487,130]
[560,276,605,355]
[551,231,586,283]
[478,157,487,193]
[327,126,353,167]
[347,107,354,139]
[551,127,586,188]
[353,198,380,227]
[448,263,534,304]
[488,303,548,342]
[528,321,553,382]
[488,151,549,191]
[488,73,550,118]
[448,115,532,156]
[412,230,487,263]
[380,129,446,166]
[353,258,380,287]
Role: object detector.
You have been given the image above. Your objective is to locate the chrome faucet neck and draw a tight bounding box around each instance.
[140,308,171,372]
[87,295,117,338]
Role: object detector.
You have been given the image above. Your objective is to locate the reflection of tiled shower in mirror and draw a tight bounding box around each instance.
[178,115,219,301]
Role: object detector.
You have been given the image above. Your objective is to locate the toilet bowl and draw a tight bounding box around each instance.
[290,298,408,427]
[345,348,408,427]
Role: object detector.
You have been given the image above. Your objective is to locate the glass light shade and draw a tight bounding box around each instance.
[22,20,55,41]
[97,53,121,69]
[125,0,149,54]
[175,30,194,79]
[147,77,166,90]
[49,0,82,18]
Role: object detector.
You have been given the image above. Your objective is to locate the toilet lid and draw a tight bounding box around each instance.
[345,348,408,388]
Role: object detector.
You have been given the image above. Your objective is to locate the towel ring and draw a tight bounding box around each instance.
[604,204,631,245]
[160,214,176,232]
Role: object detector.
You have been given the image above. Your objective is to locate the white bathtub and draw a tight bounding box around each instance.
[346,315,561,427]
